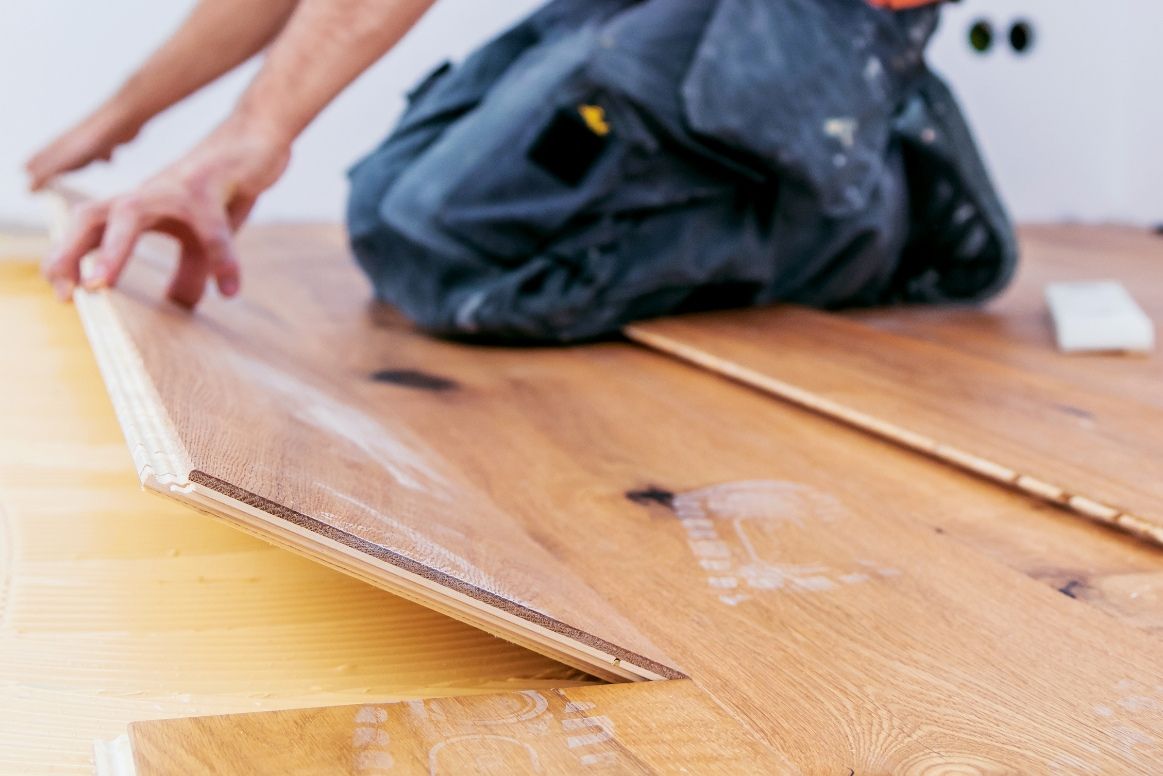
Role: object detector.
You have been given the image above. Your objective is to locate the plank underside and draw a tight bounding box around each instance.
[65,214,1163,771]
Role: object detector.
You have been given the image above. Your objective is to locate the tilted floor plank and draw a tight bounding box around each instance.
[59,214,1163,771]
[115,681,778,775]
[0,262,592,776]
[628,305,1163,545]
[64,233,682,683]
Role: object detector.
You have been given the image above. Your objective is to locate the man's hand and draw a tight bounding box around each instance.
[26,105,143,192]
[42,0,435,307]
[45,120,289,307]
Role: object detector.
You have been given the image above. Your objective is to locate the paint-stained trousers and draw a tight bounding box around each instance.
[346,0,1017,342]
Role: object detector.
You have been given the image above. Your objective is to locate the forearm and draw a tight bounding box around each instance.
[107,0,300,129]
[44,0,437,304]
[227,0,437,148]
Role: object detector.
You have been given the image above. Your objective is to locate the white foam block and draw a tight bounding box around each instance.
[1044,280,1155,353]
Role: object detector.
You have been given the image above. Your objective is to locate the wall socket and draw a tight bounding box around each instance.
[928,0,1163,223]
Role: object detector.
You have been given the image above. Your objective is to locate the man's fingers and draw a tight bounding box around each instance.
[25,156,50,193]
[44,202,109,300]
[202,230,241,298]
[26,141,86,193]
[93,198,147,290]
[213,249,241,297]
[226,194,257,230]
[24,145,72,192]
[166,247,210,309]
[187,209,242,298]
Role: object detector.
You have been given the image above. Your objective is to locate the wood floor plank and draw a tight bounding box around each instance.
[849,225,1163,409]
[68,227,682,683]
[63,215,1163,771]
[628,305,1163,545]
[120,681,780,775]
[842,226,1163,634]
[0,262,592,776]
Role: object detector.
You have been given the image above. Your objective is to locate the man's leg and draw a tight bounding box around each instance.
[345,0,995,343]
[345,10,790,343]
[346,11,550,281]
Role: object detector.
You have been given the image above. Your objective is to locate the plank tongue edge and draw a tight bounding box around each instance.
[184,467,684,683]
[625,313,1163,548]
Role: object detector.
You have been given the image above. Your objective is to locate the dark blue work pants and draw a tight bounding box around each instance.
[347,0,1016,342]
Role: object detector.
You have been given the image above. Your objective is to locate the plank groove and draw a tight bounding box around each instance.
[628,305,1163,545]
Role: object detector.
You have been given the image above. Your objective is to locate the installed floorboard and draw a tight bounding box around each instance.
[0,262,591,776]
[60,211,1163,771]
[849,225,1163,409]
[111,681,779,775]
[840,225,1163,631]
[628,305,1163,545]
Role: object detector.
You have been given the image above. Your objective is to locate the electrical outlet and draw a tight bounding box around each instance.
[927,1,1163,223]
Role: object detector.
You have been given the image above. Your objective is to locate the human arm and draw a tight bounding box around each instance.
[26,0,300,191]
[45,0,438,306]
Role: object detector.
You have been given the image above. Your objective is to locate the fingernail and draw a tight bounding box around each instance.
[53,279,74,301]
[220,277,239,296]
[80,262,102,290]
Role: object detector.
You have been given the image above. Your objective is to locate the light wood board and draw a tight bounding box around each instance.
[0,261,591,776]
[113,681,778,775]
[55,206,1163,770]
[850,225,1163,409]
[628,304,1163,545]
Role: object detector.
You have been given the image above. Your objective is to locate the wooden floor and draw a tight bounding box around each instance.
[628,225,1163,545]
[122,681,778,775]
[627,225,1163,630]
[0,260,591,776]
[851,225,1163,408]
[628,304,1163,544]
[62,215,1163,773]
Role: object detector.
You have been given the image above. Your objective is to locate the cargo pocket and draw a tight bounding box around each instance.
[436,75,728,264]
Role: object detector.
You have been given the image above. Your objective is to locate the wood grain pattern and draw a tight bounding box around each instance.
[628,304,1163,545]
[839,227,1163,636]
[850,225,1163,408]
[0,261,591,776]
[123,681,779,775]
[62,211,1163,772]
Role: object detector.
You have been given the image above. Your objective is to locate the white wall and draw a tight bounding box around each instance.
[1,1,1160,225]
[927,0,1163,224]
